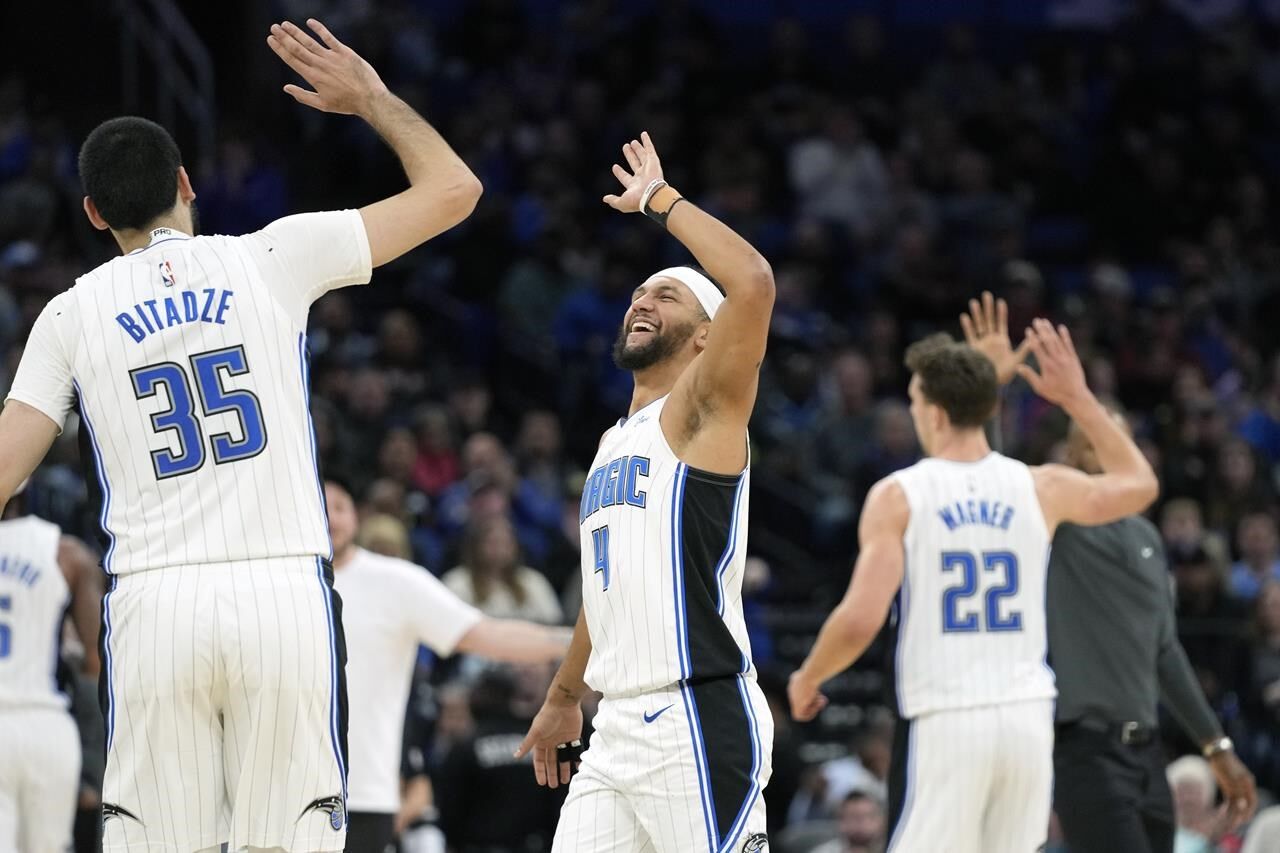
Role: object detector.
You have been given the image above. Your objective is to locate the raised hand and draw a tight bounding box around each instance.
[267,19,388,116]
[960,291,1030,386]
[1016,318,1090,409]
[603,132,666,213]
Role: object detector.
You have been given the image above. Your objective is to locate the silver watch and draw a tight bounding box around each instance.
[1202,736,1233,758]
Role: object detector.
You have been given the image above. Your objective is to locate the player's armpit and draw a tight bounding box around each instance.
[0,400,60,513]
[1032,462,1159,531]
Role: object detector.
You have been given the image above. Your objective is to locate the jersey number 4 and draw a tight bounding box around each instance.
[940,550,1022,633]
[591,526,610,590]
[131,345,268,480]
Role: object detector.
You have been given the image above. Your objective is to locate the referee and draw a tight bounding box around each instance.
[960,293,1258,853]
[1048,414,1256,852]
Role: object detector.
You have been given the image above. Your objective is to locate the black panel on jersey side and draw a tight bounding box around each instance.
[883,590,904,717]
[321,559,350,777]
[677,468,746,680]
[887,716,913,840]
[690,677,757,845]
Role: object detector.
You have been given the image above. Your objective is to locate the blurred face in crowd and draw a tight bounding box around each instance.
[613,276,708,373]
[325,481,359,558]
[837,794,886,848]
[1160,499,1204,547]
[379,427,418,482]
[1258,582,1280,638]
[1239,513,1279,565]
[476,517,520,572]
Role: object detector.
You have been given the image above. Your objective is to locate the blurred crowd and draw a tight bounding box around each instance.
[6,0,1280,849]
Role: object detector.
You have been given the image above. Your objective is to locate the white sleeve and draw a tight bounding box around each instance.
[5,294,76,430]
[400,564,485,655]
[246,209,373,316]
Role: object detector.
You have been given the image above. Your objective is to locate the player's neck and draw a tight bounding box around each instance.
[628,361,686,416]
[112,215,191,254]
[928,428,991,463]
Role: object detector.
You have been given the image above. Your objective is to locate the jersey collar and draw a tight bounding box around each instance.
[128,227,193,255]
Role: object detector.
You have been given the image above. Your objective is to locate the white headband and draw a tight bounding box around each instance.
[641,267,724,320]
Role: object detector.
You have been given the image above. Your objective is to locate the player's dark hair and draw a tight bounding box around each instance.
[78,116,183,231]
[842,790,883,809]
[903,333,997,428]
[324,477,357,503]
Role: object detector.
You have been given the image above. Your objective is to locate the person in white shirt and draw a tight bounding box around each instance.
[0,18,481,852]
[324,480,570,853]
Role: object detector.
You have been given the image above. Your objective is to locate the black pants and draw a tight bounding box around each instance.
[345,811,396,853]
[1053,724,1175,853]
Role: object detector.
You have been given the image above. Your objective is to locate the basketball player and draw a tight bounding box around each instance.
[0,19,480,852]
[788,320,1160,853]
[322,480,570,853]
[514,132,776,852]
[0,482,101,853]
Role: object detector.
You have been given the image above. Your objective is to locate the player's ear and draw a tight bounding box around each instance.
[176,166,196,204]
[82,196,110,232]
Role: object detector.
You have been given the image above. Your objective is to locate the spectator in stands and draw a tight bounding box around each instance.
[1232,513,1280,602]
[412,404,460,497]
[810,791,887,853]
[358,513,413,560]
[1246,581,1280,792]
[435,667,565,852]
[443,515,563,624]
[1167,755,1224,853]
[1172,539,1247,706]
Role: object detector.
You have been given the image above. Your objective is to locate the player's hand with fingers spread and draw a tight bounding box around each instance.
[961,291,1031,386]
[513,693,584,789]
[787,669,829,722]
[603,132,666,213]
[1209,750,1258,831]
[1016,318,1090,410]
[266,18,388,116]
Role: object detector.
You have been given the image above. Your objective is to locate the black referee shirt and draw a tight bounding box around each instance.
[1047,517,1221,743]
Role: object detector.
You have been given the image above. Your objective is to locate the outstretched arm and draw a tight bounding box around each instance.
[454,618,572,663]
[788,478,909,721]
[1021,319,1158,529]
[604,133,774,423]
[267,19,481,267]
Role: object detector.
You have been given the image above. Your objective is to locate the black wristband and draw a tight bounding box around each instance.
[644,196,686,229]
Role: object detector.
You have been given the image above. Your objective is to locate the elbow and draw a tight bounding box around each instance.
[447,171,483,222]
[1136,473,1160,513]
[739,258,775,307]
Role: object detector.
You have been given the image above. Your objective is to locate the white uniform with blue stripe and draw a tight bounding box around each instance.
[886,453,1055,853]
[4,212,372,852]
[0,516,80,853]
[555,395,772,853]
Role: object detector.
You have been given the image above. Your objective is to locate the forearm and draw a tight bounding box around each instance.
[361,90,476,191]
[459,619,572,664]
[547,607,592,703]
[659,194,774,302]
[1159,641,1224,746]
[798,604,877,686]
[1064,393,1156,490]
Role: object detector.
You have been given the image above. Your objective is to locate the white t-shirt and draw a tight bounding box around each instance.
[334,547,483,814]
[5,212,371,574]
[440,565,563,624]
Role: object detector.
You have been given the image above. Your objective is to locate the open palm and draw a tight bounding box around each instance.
[603,132,666,213]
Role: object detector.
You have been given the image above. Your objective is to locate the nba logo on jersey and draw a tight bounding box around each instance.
[159,259,176,287]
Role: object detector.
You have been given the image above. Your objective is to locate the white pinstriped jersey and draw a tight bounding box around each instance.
[580,395,753,697]
[0,515,69,710]
[891,453,1056,718]
[5,212,371,574]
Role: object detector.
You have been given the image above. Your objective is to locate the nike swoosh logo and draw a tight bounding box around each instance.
[643,704,674,723]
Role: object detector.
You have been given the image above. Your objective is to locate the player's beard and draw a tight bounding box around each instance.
[612,318,696,371]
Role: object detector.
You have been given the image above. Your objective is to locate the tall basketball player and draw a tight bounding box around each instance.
[0,483,101,853]
[788,321,1160,853]
[0,19,479,852]
[514,132,775,853]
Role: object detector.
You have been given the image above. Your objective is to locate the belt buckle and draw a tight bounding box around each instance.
[1120,721,1141,745]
